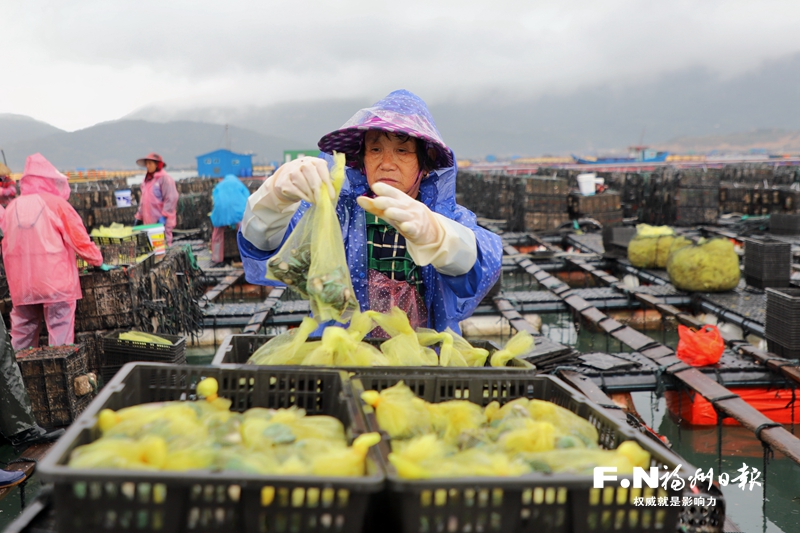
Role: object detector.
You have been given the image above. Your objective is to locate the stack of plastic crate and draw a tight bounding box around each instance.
[770,213,800,235]
[15,345,95,427]
[744,238,791,289]
[765,288,800,358]
[100,331,186,384]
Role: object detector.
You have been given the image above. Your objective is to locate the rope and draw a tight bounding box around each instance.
[763,439,774,528]
[755,422,782,441]
[7,457,37,464]
[716,405,724,473]
[133,249,204,341]
[707,393,739,404]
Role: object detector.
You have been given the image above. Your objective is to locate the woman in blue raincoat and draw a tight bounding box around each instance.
[238,90,502,333]
[210,174,251,266]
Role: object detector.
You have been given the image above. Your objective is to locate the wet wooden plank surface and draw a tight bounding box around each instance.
[499,233,800,464]
[203,270,244,302]
[0,442,54,502]
[242,287,286,334]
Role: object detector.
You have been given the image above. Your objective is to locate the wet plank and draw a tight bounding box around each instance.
[492,297,539,334]
[557,370,628,423]
[202,270,244,302]
[242,287,286,334]
[0,442,54,503]
[723,515,742,532]
[499,233,800,464]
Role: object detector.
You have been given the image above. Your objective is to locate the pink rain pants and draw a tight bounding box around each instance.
[10,301,77,350]
[211,224,240,264]
[211,226,225,264]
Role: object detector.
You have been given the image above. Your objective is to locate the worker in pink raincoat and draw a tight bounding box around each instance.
[133,153,179,245]
[1,153,103,350]
[0,163,16,208]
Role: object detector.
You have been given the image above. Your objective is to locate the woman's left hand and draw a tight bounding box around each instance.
[357,182,441,246]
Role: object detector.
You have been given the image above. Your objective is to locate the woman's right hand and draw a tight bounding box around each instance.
[268,157,335,205]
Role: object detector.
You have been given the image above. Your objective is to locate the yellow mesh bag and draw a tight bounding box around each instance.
[266,153,359,323]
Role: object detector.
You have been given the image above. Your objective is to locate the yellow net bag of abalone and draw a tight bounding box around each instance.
[266,153,359,323]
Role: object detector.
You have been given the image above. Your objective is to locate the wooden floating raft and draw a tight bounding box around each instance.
[497,228,800,465]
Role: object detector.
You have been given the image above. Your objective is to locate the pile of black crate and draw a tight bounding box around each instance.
[771,214,800,235]
[456,171,511,221]
[722,163,774,184]
[16,344,95,427]
[765,288,800,358]
[620,172,648,219]
[673,168,721,225]
[457,171,570,232]
[513,175,570,231]
[567,190,623,227]
[69,178,133,231]
[719,184,795,216]
[744,238,791,289]
[635,168,720,226]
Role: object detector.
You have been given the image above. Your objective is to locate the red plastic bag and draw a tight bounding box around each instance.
[676,324,724,366]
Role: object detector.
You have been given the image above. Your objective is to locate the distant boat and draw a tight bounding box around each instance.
[572,146,669,165]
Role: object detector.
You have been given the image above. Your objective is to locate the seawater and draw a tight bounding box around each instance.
[532,312,800,533]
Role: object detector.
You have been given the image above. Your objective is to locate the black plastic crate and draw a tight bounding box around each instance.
[767,339,800,359]
[351,372,696,533]
[766,287,800,305]
[38,363,384,533]
[100,351,187,385]
[765,288,800,342]
[764,326,800,346]
[16,345,95,428]
[91,231,151,252]
[770,213,800,235]
[102,330,187,368]
[211,334,533,369]
[601,226,636,258]
[744,238,791,283]
[745,275,790,290]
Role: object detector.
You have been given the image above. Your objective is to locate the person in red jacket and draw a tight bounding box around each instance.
[1,153,103,350]
[133,153,179,245]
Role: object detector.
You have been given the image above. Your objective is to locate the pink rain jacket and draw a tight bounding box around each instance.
[136,169,179,231]
[1,154,103,305]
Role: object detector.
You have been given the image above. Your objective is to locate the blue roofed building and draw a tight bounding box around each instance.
[196,149,253,177]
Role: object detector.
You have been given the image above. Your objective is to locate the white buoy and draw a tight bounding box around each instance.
[459,314,542,336]
[718,322,744,340]
[622,274,640,289]
[745,334,768,351]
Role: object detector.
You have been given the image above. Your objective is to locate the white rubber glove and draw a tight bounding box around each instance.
[241,157,335,251]
[269,157,335,205]
[357,182,477,276]
[357,182,441,245]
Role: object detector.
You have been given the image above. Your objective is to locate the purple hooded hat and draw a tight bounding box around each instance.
[317,89,453,170]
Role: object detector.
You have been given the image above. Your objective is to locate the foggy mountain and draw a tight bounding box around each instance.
[127,53,800,158]
[0,120,303,170]
[662,129,800,154]
[0,114,64,148]
[4,51,800,169]
[126,99,370,155]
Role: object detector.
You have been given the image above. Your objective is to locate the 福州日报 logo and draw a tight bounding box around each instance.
[592,463,761,506]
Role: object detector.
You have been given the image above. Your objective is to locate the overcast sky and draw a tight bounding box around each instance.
[5,0,800,132]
